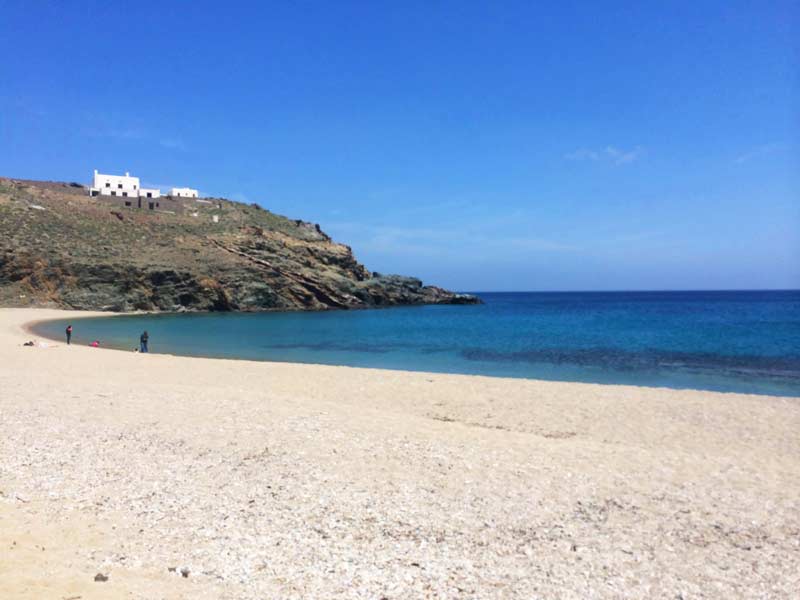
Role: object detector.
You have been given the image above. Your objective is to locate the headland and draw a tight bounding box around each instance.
[0,176,479,312]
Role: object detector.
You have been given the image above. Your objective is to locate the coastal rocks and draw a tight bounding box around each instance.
[355,275,479,307]
[0,177,481,312]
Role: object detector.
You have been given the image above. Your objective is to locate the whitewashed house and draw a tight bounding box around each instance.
[169,187,199,198]
[89,170,140,198]
[89,170,161,199]
[139,187,161,199]
[89,169,204,214]
[90,170,206,200]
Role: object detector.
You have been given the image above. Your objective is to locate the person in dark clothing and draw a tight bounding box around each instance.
[140,331,149,353]
[66,325,73,345]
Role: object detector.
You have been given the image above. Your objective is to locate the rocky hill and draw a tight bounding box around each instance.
[0,177,480,312]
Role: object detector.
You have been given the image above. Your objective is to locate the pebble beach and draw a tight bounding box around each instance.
[1,308,799,599]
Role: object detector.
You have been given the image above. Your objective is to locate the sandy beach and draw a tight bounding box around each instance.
[1,308,798,599]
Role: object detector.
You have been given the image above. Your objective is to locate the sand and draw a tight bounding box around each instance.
[1,308,798,599]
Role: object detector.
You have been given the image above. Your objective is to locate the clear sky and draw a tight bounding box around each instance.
[1,1,798,291]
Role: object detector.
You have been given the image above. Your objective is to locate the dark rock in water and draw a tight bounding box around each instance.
[355,275,481,307]
[0,177,482,312]
[94,573,109,582]
[450,293,482,305]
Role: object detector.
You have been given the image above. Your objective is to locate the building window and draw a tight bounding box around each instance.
[134,185,137,190]
[122,192,128,197]
[124,201,132,207]
[156,202,160,207]
[105,182,110,188]
[146,192,152,198]
[148,202,155,210]
[111,191,117,196]
[118,183,122,189]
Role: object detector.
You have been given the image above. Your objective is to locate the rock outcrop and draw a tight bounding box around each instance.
[0,178,481,312]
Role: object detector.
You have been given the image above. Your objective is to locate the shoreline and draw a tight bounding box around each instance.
[22,309,701,395]
[2,308,799,598]
[21,310,118,338]
[25,308,799,398]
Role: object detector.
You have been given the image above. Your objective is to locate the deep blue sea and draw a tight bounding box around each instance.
[34,291,800,396]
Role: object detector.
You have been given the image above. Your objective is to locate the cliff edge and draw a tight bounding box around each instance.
[0,178,481,311]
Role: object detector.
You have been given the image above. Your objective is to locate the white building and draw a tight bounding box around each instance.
[89,170,203,200]
[89,170,141,199]
[169,187,199,198]
[139,187,161,199]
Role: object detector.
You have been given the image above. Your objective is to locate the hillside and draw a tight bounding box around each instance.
[0,177,480,311]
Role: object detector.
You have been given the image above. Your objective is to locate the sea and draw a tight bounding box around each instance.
[33,291,800,397]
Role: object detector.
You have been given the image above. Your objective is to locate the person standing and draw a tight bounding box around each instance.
[140,330,149,353]
[65,324,73,345]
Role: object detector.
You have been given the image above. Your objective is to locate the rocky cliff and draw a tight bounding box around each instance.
[0,178,480,312]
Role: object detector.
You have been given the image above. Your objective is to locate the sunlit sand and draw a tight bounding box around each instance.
[2,308,799,598]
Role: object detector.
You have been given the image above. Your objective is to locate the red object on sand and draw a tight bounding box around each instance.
[90,340,100,347]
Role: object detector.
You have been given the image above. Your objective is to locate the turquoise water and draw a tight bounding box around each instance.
[34,291,800,396]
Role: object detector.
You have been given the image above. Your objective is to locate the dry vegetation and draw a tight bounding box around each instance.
[0,177,478,311]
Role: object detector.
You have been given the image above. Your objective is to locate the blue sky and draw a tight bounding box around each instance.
[1,1,797,291]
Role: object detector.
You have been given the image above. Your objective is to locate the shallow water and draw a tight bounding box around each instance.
[34,291,800,396]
